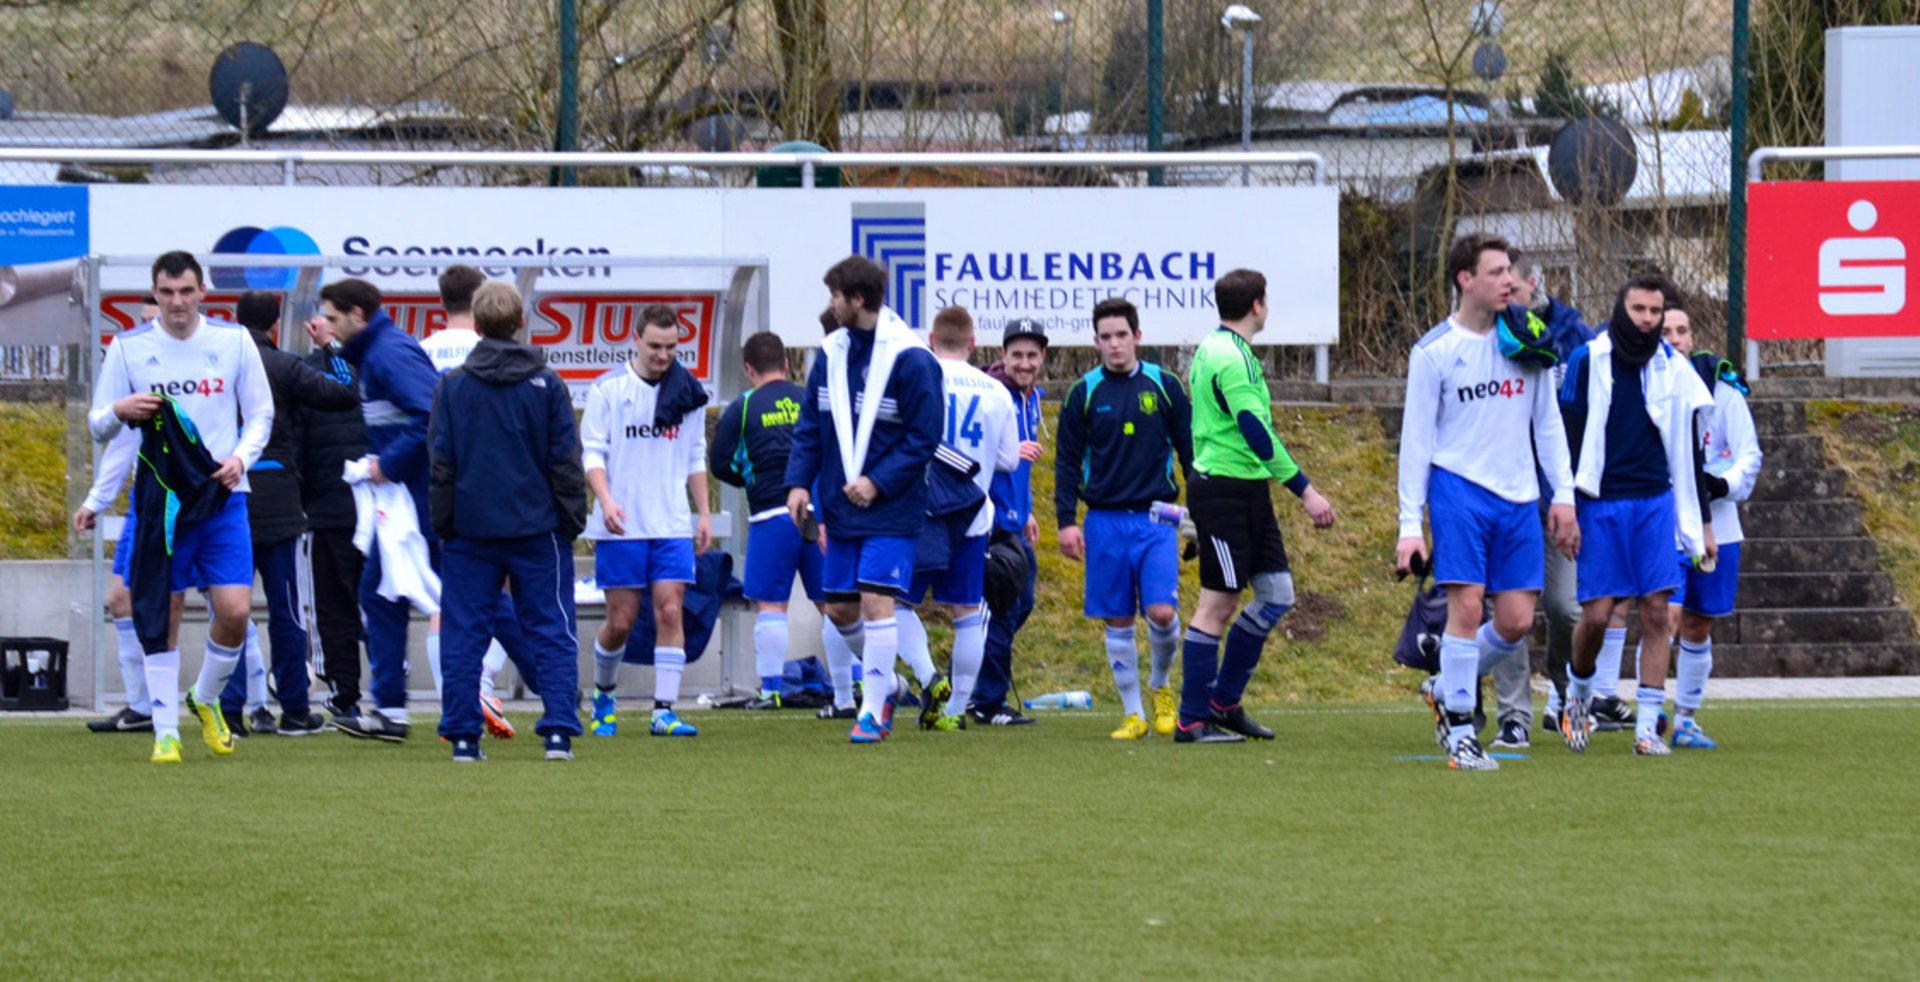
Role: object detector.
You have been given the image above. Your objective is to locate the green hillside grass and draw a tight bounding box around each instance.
[1807,401,1920,632]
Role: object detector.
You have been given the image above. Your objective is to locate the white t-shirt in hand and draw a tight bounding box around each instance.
[1396,317,1572,540]
[935,357,1021,537]
[421,327,481,374]
[88,317,274,495]
[580,364,708,540]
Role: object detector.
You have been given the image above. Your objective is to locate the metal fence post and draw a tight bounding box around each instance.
[552,0,580,188]
[1727,0,1750,372]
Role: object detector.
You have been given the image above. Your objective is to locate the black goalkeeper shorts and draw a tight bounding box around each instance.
[1188,472,1289,593]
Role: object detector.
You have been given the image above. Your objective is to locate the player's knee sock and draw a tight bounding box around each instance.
[893,605,937,688]
[1178,627,1221,725]
[944,612,987,717]
[244,621,269,713]
[825,620,861,708]
[1475,620,1525,676]
[1105,625,1143,717]
[1215,613,1274,710]
[1147,615,1179,690]
[1635,685,1666,740]
[1593,627,1627,699]
[146,649,181,739]
[1439,634,1479,746]
[114,618,151,715]
[592,640,622,693]
[426,630,444,701]
[194,637,244,707]
[652,646,686,709]
[754,612,789,696]
[1566,664,1595,706]
[859,618,899,720]
[480,640,508,700]
[1675,638,1712,717]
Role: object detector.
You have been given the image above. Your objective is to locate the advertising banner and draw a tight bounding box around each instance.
[0,185,88,345]
[1749,180,1917,340]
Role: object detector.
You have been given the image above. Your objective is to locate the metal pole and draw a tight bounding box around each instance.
[1147,0,1165,187]
[552,0,580,188]
[1727,0,1750,371]
[1061,16,1074,121]
[802,160,816,188]
[1240,29,1254,187]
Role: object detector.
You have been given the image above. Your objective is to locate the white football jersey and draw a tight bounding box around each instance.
[421,326,481,374]
[579,364,708,540]
[88,316,274,494]
[935,357,1020,537]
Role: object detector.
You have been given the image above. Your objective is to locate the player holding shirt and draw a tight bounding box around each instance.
[582,304,712,738]
[1396,235,1578,771]
[88,251,274,763]
[1179,269,1337,745]
[1054,297,1193,741]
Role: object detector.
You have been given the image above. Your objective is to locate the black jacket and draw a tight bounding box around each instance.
[429,338,588,541]
[131,399,230,654]
[709,379,805,515]
[246,330,358,546]
[296,344,372,532]
[1054,362,1193,526]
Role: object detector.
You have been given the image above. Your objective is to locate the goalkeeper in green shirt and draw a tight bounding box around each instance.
[1177,269,1337,744]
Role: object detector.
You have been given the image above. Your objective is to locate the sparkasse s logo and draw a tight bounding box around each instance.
[851,202,927,329]
[210,225,322,290]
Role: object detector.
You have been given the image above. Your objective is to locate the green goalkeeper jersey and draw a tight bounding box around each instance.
[1188,327,1308,489]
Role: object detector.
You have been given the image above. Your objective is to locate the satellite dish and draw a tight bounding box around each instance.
[1472,42,1507,83]
[209,42,288,137]
[1547,118,1638,207]
[0,89,14,121]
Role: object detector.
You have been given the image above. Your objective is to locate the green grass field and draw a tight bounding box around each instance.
[4,700,1917,979]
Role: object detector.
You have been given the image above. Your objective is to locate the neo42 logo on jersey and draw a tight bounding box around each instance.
[149,378,227,397]
[1455,377,1525,403]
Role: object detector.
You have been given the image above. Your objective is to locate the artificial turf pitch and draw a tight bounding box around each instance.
[3,700,1917,979]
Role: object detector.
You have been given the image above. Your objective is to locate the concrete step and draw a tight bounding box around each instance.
[1742,537,1881,574]
[1747,400,1806,436]
[1330,379,1405,405]
[1726,606,1914,645]
[1696,642,1920,677]
[1742,500,1862,538]
[1758,433,1829,470]
[1738,571,1897,608]
[1748,468,1850,502]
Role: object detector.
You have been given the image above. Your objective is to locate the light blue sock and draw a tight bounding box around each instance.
[826,620,861,708]
[1593,627,1627,698]
[1105,625,1142,717]
[1475,620,1524,676]
[244,621,269,712]
[592,640,622,692]
[893,605,937,688]
[652,646,687,707]
[1566,666,1594,705]
[114,618,151,715]
[1675,638,1712,714]
[1439,634,1478,745]
[754,612,788,696]
[1147,615,1179,689]
[1636,685,1666,739]
[945,612,987,716]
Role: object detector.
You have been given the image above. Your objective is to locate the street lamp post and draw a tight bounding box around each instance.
[1052,10,1074,128]
[1222,5,1261,186]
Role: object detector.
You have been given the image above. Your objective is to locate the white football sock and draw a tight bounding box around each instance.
[826,620,861,708]
[1147,615,1179,690]
[893,605,937,687]
[652,646,686,706]
[592,640,622,692]
[114,618,151,715]
[1636,685,1666,740]
[146,649,181,738]
[193,637,244,708]
[944,612,987,716]
[480,639,508,700]
[859,618,899,720]
[1675,638,1712,713]
[244,621,268,713]
[1593,627,1627,698]
[1439,634,1478,745]
[754,612,789,694]
[1106,625,1143,717]
[426,631,443,701]
[1475,620,1524,676]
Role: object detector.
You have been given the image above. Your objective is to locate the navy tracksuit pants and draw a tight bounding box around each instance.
[438,533,582,742]
[975,536,1036,709]
[221,535,313,716]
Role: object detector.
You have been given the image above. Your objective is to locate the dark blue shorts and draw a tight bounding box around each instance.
[1576,493,1683,602]
[112,509,136,579]
[1673,542,1741,617]
[823,534,916,599]
[742,514,824,604]
[901,530,989,607]
[1082,509,1179,619]
[594,537,695,589]
[1429,467,1545,594]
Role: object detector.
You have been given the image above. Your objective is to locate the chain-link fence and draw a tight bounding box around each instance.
[4,0,1911,379]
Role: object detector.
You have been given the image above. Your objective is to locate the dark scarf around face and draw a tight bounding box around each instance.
[1606,295,1663,368]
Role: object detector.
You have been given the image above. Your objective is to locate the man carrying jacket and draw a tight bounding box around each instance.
[429,281,588,762]
[216,291,358,736]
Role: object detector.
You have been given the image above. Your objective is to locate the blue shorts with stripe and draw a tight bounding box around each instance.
[742,514,824,604]
[1576,492,1683,602]
[1082,509,1179,619]
[1429,466,1544,594]
[1673,542,1741,617]
[594,537,695,590]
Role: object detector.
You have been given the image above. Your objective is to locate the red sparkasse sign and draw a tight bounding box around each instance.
[99,291,719,387]
[1748,180,1915,340]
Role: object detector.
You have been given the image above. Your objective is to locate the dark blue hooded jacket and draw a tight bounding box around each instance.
[783,327,943,539]
[1530,295,1597,500]
[428,338,588,541]
[340,311,440,521]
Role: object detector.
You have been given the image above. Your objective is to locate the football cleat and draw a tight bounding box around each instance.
[334,709,409,743]
[1448,733,1500,771]
[878,673,905,735]
[968,704,1036,727]
[544,733,574,761]
[1671,717,1718,750]
[1591,695,1634,732]
[248,707,279,737]
[918,672,952,731]
[87,708,154,733]
[849,712,887,744]
[589,690,617,737]
[1109,714,1150,740]
[185,686,235,756]
[1210,703,1275,741]
[744,693,783,711]
[1150,687,1178,736]
[649,710,698,737]
[1490,719,1531,751]
[1419,676,1448,749]
[932,713,966,733]
[1173,721,1246,744]
[1560,697,1593,753]
[1634,734,1673,756]
[816,703,857,720]
[276,711,332,736]
[150,733,182,764]
[481,695,516,739]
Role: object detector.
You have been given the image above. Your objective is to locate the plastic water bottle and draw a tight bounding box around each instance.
[1149,501,1186,527]
[1024,690,1094,710]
